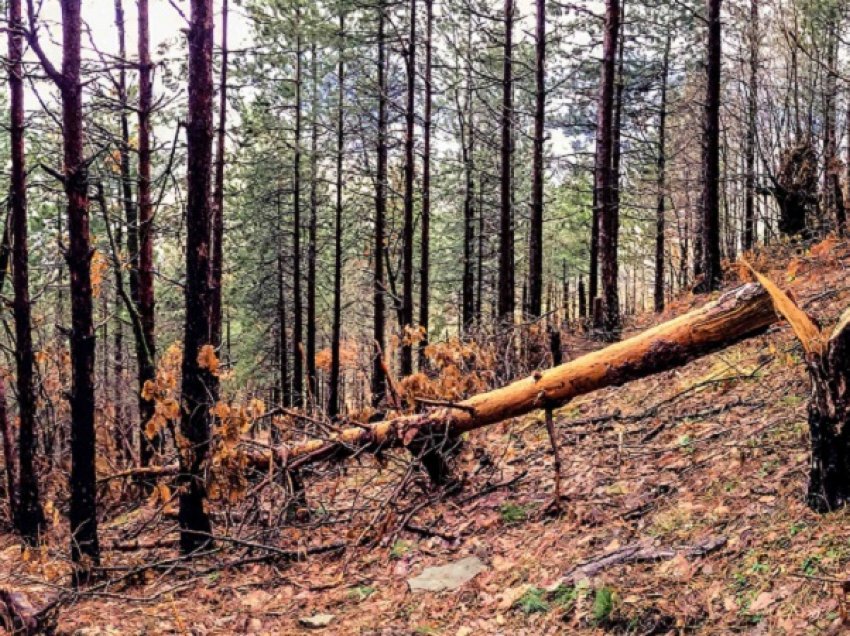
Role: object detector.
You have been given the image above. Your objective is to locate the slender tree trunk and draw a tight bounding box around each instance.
[372,0,388,407]
[292,11,304,407]
[137,0,158,467]
[400,0,416,377]
[461,19,475,332]
[845,95,850,232]
[528,0,545,318]
[589,155,599,306]
[277,193,291,409]
[418,0,433,366]
[498,0,515,323]
[113,0,133,467]
[606,0,625,336]
[329,14,345,419]
[476,177,484,323]
[578,276,586,319]
[210,0,228,352]
[306,43,319,405]
[698,0,723,292]
[48,0,101,566]
[743,0,757,250]
[655,35,670,313]
[9,0,43,542]
[595,0,620,340]
[179,0,215,554]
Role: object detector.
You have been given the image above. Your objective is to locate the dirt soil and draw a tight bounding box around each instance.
[4,238,850,635]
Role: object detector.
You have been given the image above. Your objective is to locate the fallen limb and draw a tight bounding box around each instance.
[104,284,776,484]
[263,283,776,472]
[0,589,39,635]
[560,535,727,584]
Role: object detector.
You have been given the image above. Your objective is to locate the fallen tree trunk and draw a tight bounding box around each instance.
[266,283,776,474]
[109,283,776,485]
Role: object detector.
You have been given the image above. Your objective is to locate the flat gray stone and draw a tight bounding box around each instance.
[298,613,335,629]
[407,556,487,592]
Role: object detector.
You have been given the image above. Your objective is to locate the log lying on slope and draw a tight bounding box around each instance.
[265,283,776,474]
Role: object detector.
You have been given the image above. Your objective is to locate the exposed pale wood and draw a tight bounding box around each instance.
[262,283,775,470]
[114,283,776,482]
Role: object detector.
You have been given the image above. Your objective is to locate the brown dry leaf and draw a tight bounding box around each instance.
[741,259,824,356]
[810,235,837,260]
[748,591,776,613]
[197,344,220,375]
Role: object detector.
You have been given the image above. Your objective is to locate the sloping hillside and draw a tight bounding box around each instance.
[4,238,850,635]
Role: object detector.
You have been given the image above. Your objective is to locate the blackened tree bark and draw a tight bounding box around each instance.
[401,0,416,377]
[578,276,587,319]
[179,0,215,553]
[137,0,158,467]
[498,0,515,323]
[528,0,545,318]
[821,31,838,232]
[112,0,132,466]
[329,13,345,419]
[418,0,433,366]
[292,10,304,407]
[210,0,228,353]
[606,0,624,336]
[26,0,101,565]
[461,19,475,332]
[595,0,620,340]
[655,35,670,313]
[307,42,319,405]
[9,0,44,543]
[589,154,599,306]
[806,312,850,511]
[743,0,757,251]
[277,233,291,409]
[372,0,388,407]
[697,0,723,293]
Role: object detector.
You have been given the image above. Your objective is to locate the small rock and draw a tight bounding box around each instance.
[299,614,335,629]
[407,556,487,592]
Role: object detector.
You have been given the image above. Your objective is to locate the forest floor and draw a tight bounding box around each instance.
[4,239,850,635]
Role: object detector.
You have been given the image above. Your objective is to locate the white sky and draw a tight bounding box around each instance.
[25,0,254,69]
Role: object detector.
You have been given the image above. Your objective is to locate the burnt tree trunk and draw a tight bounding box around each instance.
[372,0,388,407]
[9,0,44,543]
[578,276,587,320]
[605,0,625,337]
[210,0,228,354]
[328,13,345,420]
[400,0,416,377]
[112,0,132,467]
[743,0,757,251]
[27,0,104,565]
[806,313,850,511]
[498,0,515,323]
[697,0,723,292]
[306,43,319,405]
[137,0,158,467]
[292,13,304,407]
[528,0,546,319]
[418,0,433,366]
[654,35,670,313]
[179,0,215,553]
[460,16,475,332]
[595,0,620,340]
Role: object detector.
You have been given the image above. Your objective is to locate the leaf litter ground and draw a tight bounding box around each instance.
[4,240,850,634]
